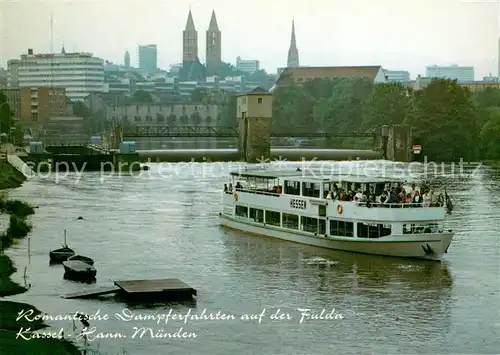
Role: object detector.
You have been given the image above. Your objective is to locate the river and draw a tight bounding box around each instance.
[3,160,500,354]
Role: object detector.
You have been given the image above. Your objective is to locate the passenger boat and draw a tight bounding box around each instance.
[219,169,454,261]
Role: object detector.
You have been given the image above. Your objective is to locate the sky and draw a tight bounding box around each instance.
[0,0,498,79]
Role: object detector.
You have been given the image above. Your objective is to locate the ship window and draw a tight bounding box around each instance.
[283,213,299,229]
[319,219,326,234]
[265,210,280,226]
[403,223,440,234]
[249,208,264,223]
[302,216,318,233]
[330,220,354,237]
[257,97,262,104]
[284,180,300,195]
[357,223,392,238]
[302,182,320,198]
[235,205,248,218]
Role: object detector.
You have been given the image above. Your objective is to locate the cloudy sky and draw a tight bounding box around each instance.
[1,0,498,79]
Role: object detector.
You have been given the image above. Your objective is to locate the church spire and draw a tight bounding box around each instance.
[183,8,198,63]
[185,9,196,31]
[208,10,219,31]
[287,19,299,68]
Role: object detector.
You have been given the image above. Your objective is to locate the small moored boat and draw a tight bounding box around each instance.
[62,260,97,282]
[49,229,75,263]
[68,255,94,266]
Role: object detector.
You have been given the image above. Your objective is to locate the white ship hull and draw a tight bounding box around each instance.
[219,214,453,261]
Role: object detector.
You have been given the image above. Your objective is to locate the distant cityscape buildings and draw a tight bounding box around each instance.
[138,45,157,74]
[384,70,410,83]
[124,50,130,69]
[7,47,104,101]
[236,57,260,74]
[425,64,474,82]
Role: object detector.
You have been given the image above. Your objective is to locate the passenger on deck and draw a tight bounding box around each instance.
[224,184,228,193]
[355,189,363,201]
[423,190,431,207]
[379,190,388,204]
[405,193,412,203]
[229,183,233,192]
[326,191,333,200]
[411,184,418,198]
[235,182,242,190]
[412,191,423,206]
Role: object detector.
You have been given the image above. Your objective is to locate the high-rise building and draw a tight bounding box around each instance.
[287,19,299,68]
[425,64,474,82]
[138,45,157,74]
[206,10,221,76]
[384,70,410,83]
[236,57,260,74]
[8,47,104,101]
[124,50,130,69]
[183,10,198,62]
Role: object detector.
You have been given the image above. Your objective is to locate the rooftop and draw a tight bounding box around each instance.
[229,168,417,183]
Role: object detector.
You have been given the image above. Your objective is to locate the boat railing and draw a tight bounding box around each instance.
[356,202,444,208]
[226,188,280,197]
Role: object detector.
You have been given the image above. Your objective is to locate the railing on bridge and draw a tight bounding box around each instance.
[123,126,239,138]
[122,126,377,138]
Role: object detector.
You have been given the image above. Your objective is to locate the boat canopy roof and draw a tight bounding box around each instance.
[229,168,422,184]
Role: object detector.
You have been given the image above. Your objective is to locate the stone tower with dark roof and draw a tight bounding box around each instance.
[206,10,221,77]
[183,9,198,63]
[287,19,299,68]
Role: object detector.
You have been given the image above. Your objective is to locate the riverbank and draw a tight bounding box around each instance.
[0,163,81,354]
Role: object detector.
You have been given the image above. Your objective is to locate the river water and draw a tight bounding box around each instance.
[3,160,500,355]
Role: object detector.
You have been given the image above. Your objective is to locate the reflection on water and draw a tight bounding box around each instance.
[2,162,499,354]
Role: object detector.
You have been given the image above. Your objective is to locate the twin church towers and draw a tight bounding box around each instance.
[181,9,299,79]
[182,9,221,77]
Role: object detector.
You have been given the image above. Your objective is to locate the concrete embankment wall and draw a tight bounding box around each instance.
[137,148,381,162]
[7,155,34,178]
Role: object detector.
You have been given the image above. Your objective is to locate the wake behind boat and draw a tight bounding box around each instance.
[219,168,454,261]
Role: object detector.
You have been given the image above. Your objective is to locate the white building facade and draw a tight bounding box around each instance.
[236,57,260,74]
[384,70,410,83]
[8,49,104,101]
[425,65,475,82]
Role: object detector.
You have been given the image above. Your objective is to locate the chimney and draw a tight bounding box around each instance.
[28,48,33,55]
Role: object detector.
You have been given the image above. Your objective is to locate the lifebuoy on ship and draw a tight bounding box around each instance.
[234,193,238,201]
[337,204,343,214]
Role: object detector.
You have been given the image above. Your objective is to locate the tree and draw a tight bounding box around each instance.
[191,88,208,103]
[132,90,153,103]
[479,108,500,159]
[408,79,477,161]
[0,91,14,134]
[10,123,24,145]
[361,83,412,130]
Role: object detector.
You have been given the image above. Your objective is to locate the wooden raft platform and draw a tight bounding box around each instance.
[62,278,197,301]
[114,278,197,301]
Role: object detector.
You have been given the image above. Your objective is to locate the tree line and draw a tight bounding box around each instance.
[267,77,500,162]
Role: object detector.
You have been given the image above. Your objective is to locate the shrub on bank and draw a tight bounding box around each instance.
[0,199,35,217]
[0,254,27,297]
[6,214,32,239]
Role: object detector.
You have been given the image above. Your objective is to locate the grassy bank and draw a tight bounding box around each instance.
[0,160,26,190]
[0,193,81,354]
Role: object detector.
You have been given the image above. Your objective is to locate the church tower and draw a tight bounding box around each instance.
[287,19,299,68]
[206,10,221,76]
[183,9,198,63]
